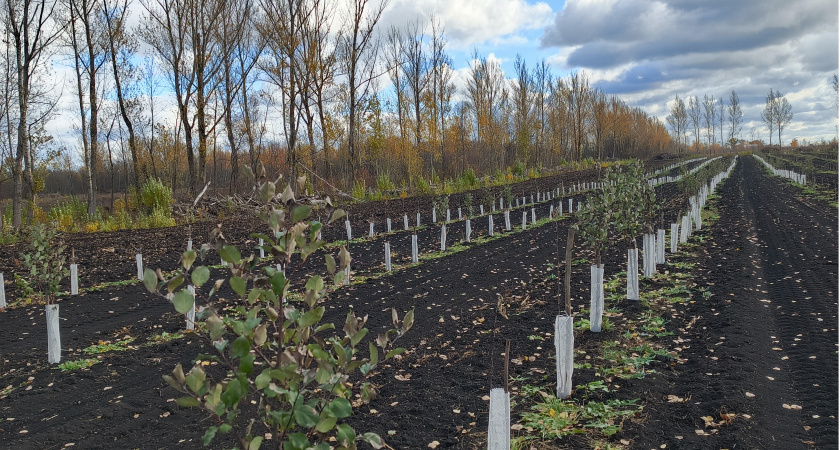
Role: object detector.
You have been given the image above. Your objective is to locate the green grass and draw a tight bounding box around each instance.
[57,358,101,372]
[82,338,135,355]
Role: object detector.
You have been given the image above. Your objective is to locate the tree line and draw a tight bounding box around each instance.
[0,0,671,231]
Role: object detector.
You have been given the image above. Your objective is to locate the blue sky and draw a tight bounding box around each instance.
[381,0,839,144]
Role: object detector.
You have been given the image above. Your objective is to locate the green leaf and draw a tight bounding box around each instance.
[259,181,276,203]
[315,415,338,433]
[248,436,263,450]
[220,245,241,264]
[176,396,200,407]
[294,403,320,428]
[369,342,378,366]
[206,314,225,340]
[328,397,353,419]
[291,205,311,223]
[220,377,245,407]
[191,266,210,287]
[181,250,197,270]
[329,208,346,224]
[350,328,368,347]
[385,348,407,360]
[219,423,233,434]
[286,433,309,450]
[172,289,195,314]
[143,268,158,293]
[230,336,251,359]
[402,309,415,334]
[230,276,247,297]
[336,423,356,446]
[325,254,336,275]
[202,426,218,446]
[185,367,206,393]
[305,275,324,294]
[299,307,325,327]
[255,369,271,389]
[167,275,184,293]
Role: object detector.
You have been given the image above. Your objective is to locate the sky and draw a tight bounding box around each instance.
[47,0,839,161]
[380,0,839,145]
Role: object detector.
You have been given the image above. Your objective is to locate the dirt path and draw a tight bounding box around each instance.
[631,157,838,449]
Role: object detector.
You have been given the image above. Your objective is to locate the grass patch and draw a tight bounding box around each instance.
[82,337,135,355]
[57,358,100,372]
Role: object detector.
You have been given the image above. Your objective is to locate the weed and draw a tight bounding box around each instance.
[83,338,135,355]
[57,358,100,372]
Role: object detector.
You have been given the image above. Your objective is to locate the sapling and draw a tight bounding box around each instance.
[19,223,68,363]
[610,161,656,299]
[576,184,612,333]
[144,168,413,449]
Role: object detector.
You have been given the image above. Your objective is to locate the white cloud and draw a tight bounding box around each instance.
[381,0,553,50]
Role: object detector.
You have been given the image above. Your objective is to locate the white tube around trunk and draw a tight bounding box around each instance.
[432,208,437,223]
[387,218,391,232]
[680,216,689,243]
[568,199,573,213]
[385,242,392,272]
[458,207,462,220]
[369,222,374,237]
[46,304,61,363]
[466,219,471,242]
[440,225,447,251]
[627,249,639,300]
[136,253,143,279]
[487,388,511,450]
[480,205,485,215]
[549,204,554,217]
[345,220,352,241]
[411,234,419,263]
[555,315,574,399]
[657,229,666,264]
[259,238,265,259]
[417,212,421,227]
[670,223,678,253]
[559,202,563,216]
[70,264,79,295]
[531,208,536,225]
[344,264,350,286]
[187,239,192,251]
[0,272,5,308]
[590,264,604,332]
[515,198,520,208]
[446,209,450,223]
[522,211,527,230]
[186,285,196,331]
[404,214,409,230]
[504,211,511,231]
[499,197,503,210]
[488,215,494,236]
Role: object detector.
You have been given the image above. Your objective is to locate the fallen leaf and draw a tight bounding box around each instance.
[667,395,687,403]
[511,424,524,431]
[745,392,755,398]
[428,441,440,449]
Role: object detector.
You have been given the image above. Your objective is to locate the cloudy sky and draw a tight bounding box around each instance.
[382,0,839,144]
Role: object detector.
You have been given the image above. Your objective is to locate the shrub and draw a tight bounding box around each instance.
[352,179,366,200]
[16,223,67,305]
[463,193,474,217]
[140,178,173,212]
[376,172,395,193]
[512,160,526,178]
[433,194,450,221]
[414,175,431,194]
[144,167,413,449]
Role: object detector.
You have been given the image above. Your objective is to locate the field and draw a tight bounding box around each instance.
[0,156,836,449]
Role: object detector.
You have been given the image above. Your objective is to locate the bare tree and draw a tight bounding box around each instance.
[511,54,533,164]
[727,89,742,149]
[428,15,453,176]
[762,89,775,147]
[666,94,687,153]
[102,0,141,189]
[566,71,590,160]
[400,19,427,149]
[5,0,64,228]
[687,96,701,151]
[337,0,387,181]
[702,94,715,151]
[771,90,793,150]
[717,97,725,149]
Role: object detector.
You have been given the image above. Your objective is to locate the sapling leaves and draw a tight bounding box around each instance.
[329,208,346,224]
[220,245,241,264]
[325,254,336,274]
[181,250,197,270]
[192,266,210,287]
[230,276,247,297]
[172,289,194,314]
[143,268,158,293]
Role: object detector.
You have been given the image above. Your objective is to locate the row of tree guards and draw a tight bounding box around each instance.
[551,156,737,431]
[753,154,807,185]
[1,157,710,366]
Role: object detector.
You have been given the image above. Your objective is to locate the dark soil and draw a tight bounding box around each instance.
[626,157,838,449]
[3,156,828,450]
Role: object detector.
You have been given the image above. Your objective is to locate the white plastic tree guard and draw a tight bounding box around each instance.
[555,315,574,399]
[627,249,639,300]
[259,238,265,259]
[404,214,409,230]
[504,211,511,231]
[680,216,690,243]
[590,264,604,332]
[670,223,678,253]
[521,211,527,230]
[369,222,374,237]
[642,234,655,277]
[515,198,520,208]
[417,212,421,227]
[499,197,503,210]
[480,205,485,215]
[411,234,419,263]
[559,202,563,216]
[657,229,666,264]
[187,239,192,251]
[440,225,447,251]
[432,208,437,223]
[446,209,451,223]
[530,194,534,204]
[531,208,536,225]
[568,199,573,213]
[458,207,462,220]
[488,215,494,237]
[549,204,554,216]
[384,242,392,272]
[344,264,350,286]
[521,196,526,206]
[186,285,196,331]
[487,388,511,450]
[0,273,5,308]
[70,264,79,295]
[387,218,391,232]
[345,219,352,241]
[466,219,472,242]
[46,304,61,363]
[136,253,143,279]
